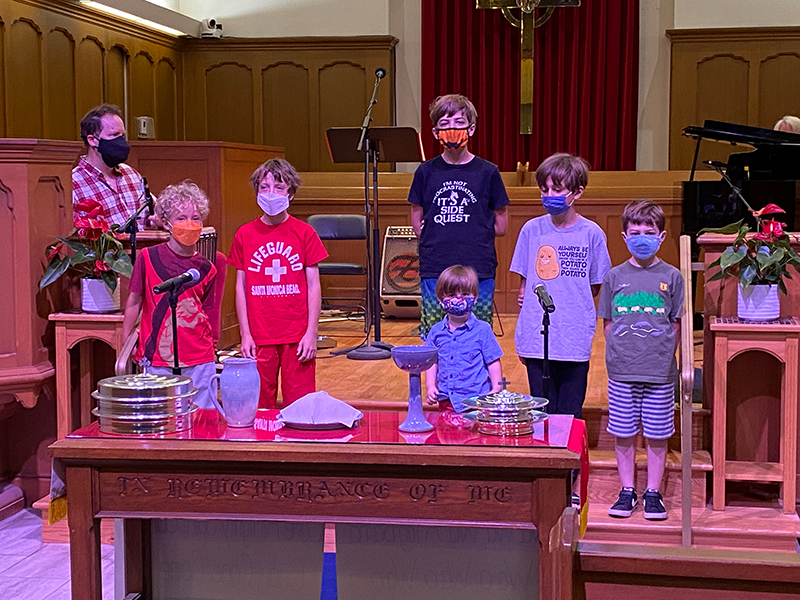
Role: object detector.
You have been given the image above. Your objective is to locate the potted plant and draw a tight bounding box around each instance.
[39,199,133,312]
[702,203,800,321]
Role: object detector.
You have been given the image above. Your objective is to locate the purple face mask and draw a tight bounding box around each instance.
[440,295,475,316]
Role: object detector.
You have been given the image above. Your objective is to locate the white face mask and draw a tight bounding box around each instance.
[257,191,290,216]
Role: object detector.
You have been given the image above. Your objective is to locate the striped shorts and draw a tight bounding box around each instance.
[607,380,676,440]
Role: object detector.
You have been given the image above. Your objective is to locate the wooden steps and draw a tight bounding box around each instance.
[583,504,800,552]
[33,495,114,545]
[588,449,711,509]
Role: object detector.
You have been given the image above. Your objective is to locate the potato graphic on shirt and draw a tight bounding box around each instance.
[535,245,559,280]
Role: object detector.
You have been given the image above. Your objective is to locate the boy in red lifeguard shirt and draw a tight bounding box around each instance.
[122,181,217,407]
[228,159,327,408]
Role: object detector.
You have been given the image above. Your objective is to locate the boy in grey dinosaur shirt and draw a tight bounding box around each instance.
[598,200,683,521]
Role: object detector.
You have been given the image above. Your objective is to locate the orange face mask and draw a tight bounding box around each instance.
[437,128,470,150]
[171,221,202,246]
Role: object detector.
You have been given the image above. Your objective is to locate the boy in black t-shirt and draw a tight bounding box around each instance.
[408,94,510,338]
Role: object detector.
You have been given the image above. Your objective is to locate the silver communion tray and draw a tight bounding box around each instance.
[461,389,549,436]
[91,373,198,435]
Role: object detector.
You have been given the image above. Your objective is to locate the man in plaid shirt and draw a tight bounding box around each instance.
[73,104,146,228]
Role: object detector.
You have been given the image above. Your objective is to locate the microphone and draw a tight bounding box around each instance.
[534,283,555,313]
[703,160,728,169]
[142,177,154,216]
[375,67,386,79]
[154,268,201,295]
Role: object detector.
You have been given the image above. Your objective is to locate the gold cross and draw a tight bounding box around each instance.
[477,0,580,134]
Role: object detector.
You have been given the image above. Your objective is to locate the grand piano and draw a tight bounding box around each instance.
[682,120,800,252]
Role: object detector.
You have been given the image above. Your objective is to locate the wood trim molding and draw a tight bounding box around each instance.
[15,0,182,48]
[180,35,399,52]
[667,26,800,42]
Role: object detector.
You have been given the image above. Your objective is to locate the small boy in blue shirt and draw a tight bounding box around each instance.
[424,265,504,412]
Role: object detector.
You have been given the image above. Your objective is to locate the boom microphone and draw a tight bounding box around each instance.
[703,160,728,169]
[375,67,386,79]
[142,176,154,216]
[154,269,201,295]
[534,283,555,313]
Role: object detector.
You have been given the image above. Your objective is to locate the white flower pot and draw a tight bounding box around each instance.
[81,277,120,313]
[737,283,780,322]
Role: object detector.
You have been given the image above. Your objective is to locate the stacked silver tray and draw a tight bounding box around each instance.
[91,373,198,435]
[461,389,548,436]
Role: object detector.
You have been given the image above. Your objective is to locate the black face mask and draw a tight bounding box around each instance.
[96,135,130,168]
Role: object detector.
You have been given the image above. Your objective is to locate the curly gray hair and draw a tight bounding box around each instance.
[155,180,210,223]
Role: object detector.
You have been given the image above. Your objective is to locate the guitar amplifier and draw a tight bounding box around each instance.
[380,226,421,318]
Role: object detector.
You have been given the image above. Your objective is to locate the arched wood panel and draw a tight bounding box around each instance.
[76,37,105,121]
[106,45,128,116]
[45,28,76,140]
[131,51,155,120]
[669,27,800,169]
[156,58,176,140]
[318,62,366,171]
[8,19,43,138]
[759,53,800,128]
[262,62,310,171]
[205,63,253,144]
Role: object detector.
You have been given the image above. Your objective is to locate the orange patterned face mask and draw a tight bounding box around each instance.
[436,128,470,150]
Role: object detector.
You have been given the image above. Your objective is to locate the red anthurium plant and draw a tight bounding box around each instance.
[701,202,800,292]
[39,199,133,292]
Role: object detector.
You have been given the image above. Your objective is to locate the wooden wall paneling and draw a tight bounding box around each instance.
[759,53,800,127]
[45,27,76,140]
[317,61,367,172]
[0,0,182,142]
[130,51,155,122]
[105,45,128,117]
[262,62,311,171]
[180,37,397,170]
[75,36,105,123]
[155,58,176,140]
[205,63,254,144]
[8,18,43,138]
[668,28,800,170]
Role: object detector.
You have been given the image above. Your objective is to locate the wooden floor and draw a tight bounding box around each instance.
[315,313,617,406]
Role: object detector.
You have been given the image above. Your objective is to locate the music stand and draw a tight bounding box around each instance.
[326,126,425,360]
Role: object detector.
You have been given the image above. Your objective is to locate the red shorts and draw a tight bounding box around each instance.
[255,343,316,409]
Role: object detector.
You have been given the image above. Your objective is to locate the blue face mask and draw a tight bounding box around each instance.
[441,296,475,316]
[626,234,662,259]
[542,194,572,216]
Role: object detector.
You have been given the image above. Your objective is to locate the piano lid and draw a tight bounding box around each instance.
[683,119,800,147]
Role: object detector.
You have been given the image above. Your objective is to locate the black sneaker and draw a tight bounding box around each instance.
[642,489,668,520]
[608,487,637,518]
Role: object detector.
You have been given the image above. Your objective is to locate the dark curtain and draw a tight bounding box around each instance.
[421,0,639,172]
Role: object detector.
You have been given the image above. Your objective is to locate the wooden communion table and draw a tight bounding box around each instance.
[50,409,581,600]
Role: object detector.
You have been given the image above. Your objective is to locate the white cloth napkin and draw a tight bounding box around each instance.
[279,391,363,428]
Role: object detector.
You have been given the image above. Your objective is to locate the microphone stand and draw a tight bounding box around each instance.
[118,198,152,266]
[347,71,391,361]
[705,162,755,214]
[538,296,556,402]
[168,286,181,376]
